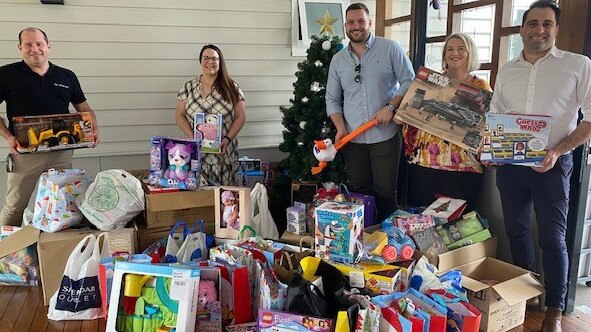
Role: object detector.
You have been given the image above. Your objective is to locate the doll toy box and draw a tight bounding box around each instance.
[214,186,252,240]
[105,262,201,332]
[148,136,200,191]
[258,309,334,332]
[13,113,95,153]
[314,201,364,264]
[194,113,223,154]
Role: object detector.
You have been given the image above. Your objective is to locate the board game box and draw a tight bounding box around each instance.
[480,113,552,166]
[394,66,492,153]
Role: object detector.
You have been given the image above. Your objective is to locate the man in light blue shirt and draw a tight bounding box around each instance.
[326,2,414,221]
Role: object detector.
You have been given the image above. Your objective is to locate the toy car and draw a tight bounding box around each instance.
[27,119,84,147]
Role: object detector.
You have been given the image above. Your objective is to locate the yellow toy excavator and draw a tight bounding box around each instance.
[27,119,84,147]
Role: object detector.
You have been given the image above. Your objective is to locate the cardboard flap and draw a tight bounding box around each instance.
[147,190,214,211]
[492,273,544,306]
[437,237,497,272]
[461,275,490,293]
[0,225,40,259]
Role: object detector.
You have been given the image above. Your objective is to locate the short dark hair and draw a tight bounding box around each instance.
[346,3,369,16]
[521,0,560,26]
[18,27,49,44]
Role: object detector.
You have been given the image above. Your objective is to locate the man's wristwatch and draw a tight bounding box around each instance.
[386,103,397,111]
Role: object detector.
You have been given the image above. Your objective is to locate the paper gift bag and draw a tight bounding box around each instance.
[426,289,481,332]
[209,246,254,325]
[32,168,92,233]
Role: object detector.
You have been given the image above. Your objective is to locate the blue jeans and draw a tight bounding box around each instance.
[496,154,573,310]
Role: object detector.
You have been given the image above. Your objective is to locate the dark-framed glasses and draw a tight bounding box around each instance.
[354,64,361,83]
[201,56,220,63]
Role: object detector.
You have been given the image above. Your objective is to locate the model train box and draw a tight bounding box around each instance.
[13,113,95,153]
[480,113,552,166]
[394,66,492,153]
[194,113,223,154]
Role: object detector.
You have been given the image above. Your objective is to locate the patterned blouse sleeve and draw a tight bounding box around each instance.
[177,81,189,102]
[234,81,245,101]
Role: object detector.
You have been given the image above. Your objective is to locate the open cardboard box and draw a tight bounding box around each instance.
[144,189,215,229]
[422,236,498,272]
[453,257,543,332]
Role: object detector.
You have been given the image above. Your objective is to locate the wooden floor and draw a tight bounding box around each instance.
[0,286,589,332]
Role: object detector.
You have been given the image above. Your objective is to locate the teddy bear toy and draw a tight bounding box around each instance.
[197,280,218,312]
[163,141,195,182]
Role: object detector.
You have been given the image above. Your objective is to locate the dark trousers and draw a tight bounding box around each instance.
[407,164,483,211]
[341,133,402,222]
[496,154,573,310]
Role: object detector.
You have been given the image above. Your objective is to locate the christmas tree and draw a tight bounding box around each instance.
[279,35,349,184]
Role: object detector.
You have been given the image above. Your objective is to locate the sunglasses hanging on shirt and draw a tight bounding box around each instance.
[354,64,361,84]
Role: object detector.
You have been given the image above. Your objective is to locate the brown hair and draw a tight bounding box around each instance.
[199,44,240,106]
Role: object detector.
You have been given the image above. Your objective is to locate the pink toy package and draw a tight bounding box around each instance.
[148,136,200,190]
[194,113,223,154]
[258,309,334,331]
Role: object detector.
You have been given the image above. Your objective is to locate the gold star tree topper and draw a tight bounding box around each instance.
[316,9,339,36]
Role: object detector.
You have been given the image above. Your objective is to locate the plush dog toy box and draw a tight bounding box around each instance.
[314,201,364,264]
[12,113,96,153]
[148,136,200,191]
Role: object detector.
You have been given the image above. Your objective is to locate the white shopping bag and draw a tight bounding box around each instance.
[176,220,209,263]
[32,168,93,233]
[48,233,109,320]
[250,183,279,239]
[77,169,144,230]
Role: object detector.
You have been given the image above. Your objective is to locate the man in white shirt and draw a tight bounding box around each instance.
[491,1,591,331]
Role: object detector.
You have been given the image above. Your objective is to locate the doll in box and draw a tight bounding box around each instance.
[221,191,240,230]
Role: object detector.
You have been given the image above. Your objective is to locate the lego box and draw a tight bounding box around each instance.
[13,113,95,153]
[314,201,364,264]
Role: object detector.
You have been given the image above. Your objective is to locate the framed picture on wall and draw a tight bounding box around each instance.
[292,0,347,55]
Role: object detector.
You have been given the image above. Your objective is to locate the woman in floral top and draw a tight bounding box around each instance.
[175,44,246,185]
[402,33,492,208]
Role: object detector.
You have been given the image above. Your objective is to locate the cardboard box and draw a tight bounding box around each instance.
[454,257,543,332]
[38,226,137,305]
[214,187,251,239]
[315,201,364,264]
[144,189,215,229]
[0,226,40,286]
[13,113,96,153]
[425,236,497,272]
[138,221,214,252]
[106,262,200,332]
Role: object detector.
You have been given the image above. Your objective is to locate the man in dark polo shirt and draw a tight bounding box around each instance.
[0,27,100,226]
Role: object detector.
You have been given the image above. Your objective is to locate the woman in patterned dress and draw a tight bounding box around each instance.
[175,44,246,185]
[401,33,492,210]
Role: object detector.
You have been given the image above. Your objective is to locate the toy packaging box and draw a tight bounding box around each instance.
[12,113,95,153]
[258,309,334,331]
[105,262,201,332]
[194,113,223,154]
[314,201,364,264]
[214,186,252,240]
[0,226,39,286]
[194,267,222,332]
[394,66,492,153]
[148,136,200,191]
[422,196,467,224]
[480,113,552,166]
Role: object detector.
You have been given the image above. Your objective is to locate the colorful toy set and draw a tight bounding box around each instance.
[480,113,552,166]
[0,226,39,286]
[148,136,200,191]
[106,262,201,332]
[194,113,223,154]
[12,113,96,153]
[314,201,364,264]
[258,309,334,332]
[379,223,416,263]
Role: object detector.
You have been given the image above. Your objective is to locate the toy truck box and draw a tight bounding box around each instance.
[13,113,95,153]
[314,201,364,264]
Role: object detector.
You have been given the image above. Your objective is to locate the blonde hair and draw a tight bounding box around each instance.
[442,33,480,73]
